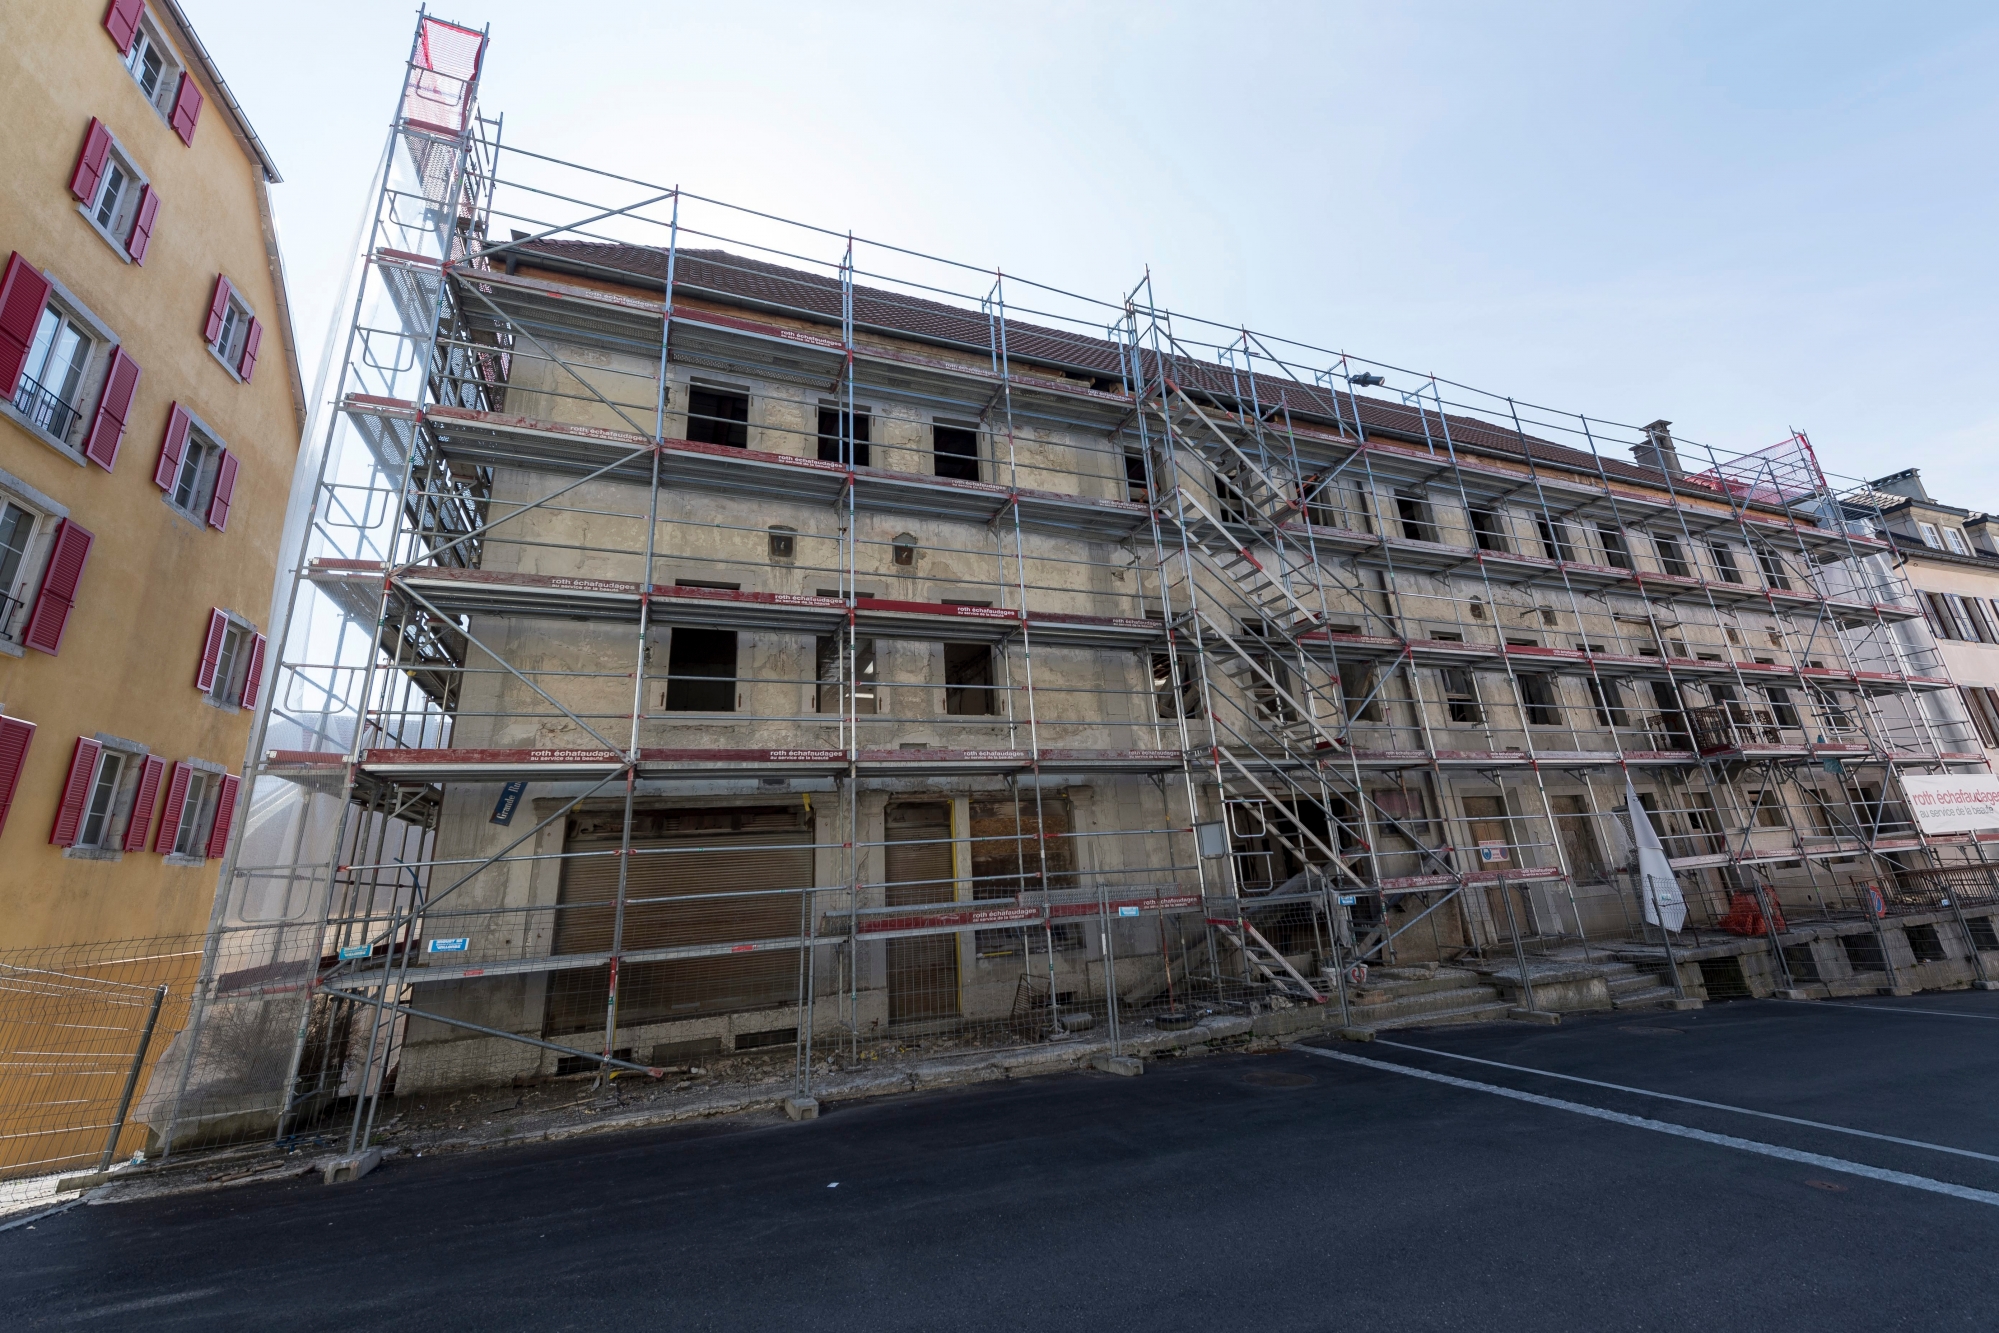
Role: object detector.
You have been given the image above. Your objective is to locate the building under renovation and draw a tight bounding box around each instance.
[138,15,1999,1153]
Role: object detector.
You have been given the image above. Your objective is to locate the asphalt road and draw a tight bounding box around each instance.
[7,993,1999,1331]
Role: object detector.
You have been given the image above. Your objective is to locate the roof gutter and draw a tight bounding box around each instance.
[156,0,283,183]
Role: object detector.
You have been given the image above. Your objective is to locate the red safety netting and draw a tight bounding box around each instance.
[401,17,486,135]
[1679,431,1827,509]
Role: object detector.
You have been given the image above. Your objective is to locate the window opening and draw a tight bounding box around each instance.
[663,628,738,711]
[1755,547,1793,590]
[1394,489,1438,543]
[1535,515,1576,562]
[1468,505,1510,552]
[686,387,748,447]
[816,636,876,714]
[1707,540,1743,583]
[1596,523,1632,570]
[944,642,995,715]
[766,525,794,560]
[932,424,979,482]
[1654,533,1692,578]
[1442,667,1481,724]
[817,407,870,468]
[1517,673,1562,726]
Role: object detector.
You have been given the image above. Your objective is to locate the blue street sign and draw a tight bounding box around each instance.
[1118,905,1140,917]
[490,779,528,825]
[426,937,470,953]
[337,944,371,961]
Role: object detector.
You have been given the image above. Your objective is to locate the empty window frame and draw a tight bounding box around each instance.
[943,642,996,716]
[1394,489,1439,543]
[1467,504,1510,553]
[1584,675,1627,730]
[1595,523,1633,570]
[661,627,738,711]
[1441,667,1482,724]
[1151,651,1200,719]
[1754,547,1793,590]
[1751,789,1789,828]
[1122,446,1150,503]
[1756,660,1802,729]
[932,423,980,482]
[14,304,96,446]
[817,407,871,468]
[1707,540,1743,583]
[1517,672,1563,726]
[815,635,877,715]
[1535,514,1576,563]
[1339,659,1381,723]
[685,386,748,447]
[1653,532,1693,578]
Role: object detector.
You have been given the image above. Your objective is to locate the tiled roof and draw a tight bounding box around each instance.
[504,239,1741,498]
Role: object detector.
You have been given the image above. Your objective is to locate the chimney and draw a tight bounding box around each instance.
[1869,468,1930,503]
[1633,419,1683,476]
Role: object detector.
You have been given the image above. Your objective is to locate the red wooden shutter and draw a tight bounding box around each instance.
[49,737,102,847]
[203,276,232,344]
[122,754,166,852]
[125,185,160,265]
[103,0,144,53]
[204,773,241,859]
[239,633,267,708]
[0,715,35,840]
[70,119,112,202]
[236,317,262,382]
[154,403,191,491]
[0,252,54,399]
[153,762,191,854]
[207,451,238,530]
[22,520,94,656]
[169,73,204,146]
[195,608,228,691]
[83,347,141,470]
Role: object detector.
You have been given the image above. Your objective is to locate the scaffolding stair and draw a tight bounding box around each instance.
[1212,920,1328,1004]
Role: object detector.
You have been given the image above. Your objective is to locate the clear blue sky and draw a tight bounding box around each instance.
[187,1,1999,506]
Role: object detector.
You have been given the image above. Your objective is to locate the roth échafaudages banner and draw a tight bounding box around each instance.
[1899,773,1999,834]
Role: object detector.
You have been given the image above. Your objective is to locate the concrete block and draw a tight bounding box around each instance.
[783,1096,820,1121]
[321,1147,384,1185]
[1883,986,1917,997]
[1774,989,1815,1001]
[1975,981,1999,992]
[1507,1008,1560,1025]
[1092,1055,1143,1077]
[1664,998,1704,1010]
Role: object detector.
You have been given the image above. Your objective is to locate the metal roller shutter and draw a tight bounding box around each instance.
[543,805,812,1036]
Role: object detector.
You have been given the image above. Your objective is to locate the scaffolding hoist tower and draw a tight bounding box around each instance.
[150,13,1999,1157]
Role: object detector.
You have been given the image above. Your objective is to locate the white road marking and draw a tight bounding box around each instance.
[1294,1045,1999,1209]
[1779,999,1999,1023]
[1365,1038,1999,1166]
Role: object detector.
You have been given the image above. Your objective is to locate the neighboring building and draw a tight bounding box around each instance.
[0,1,300,950]
[1860,468,1999,763]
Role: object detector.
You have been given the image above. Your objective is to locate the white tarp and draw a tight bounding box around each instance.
[1626,774,1686,933]
[1900,773,1999,834]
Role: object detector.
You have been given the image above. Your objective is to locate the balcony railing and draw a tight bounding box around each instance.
[12,373,82,444]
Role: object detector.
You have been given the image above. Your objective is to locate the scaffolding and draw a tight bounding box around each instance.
[132,12,1999,1160]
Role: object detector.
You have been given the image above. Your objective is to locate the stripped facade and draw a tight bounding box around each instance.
[155,16,1999,1148]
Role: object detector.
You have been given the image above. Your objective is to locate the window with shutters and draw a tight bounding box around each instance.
[156,407,236,530]
[74,130,153,264]
[205,278,261,382]
[120,9,188,121]
[195,607,264,710]
[58,736,151,857]
[166,768,217,857]
[0,263,118,460]
[0,496,55,647]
